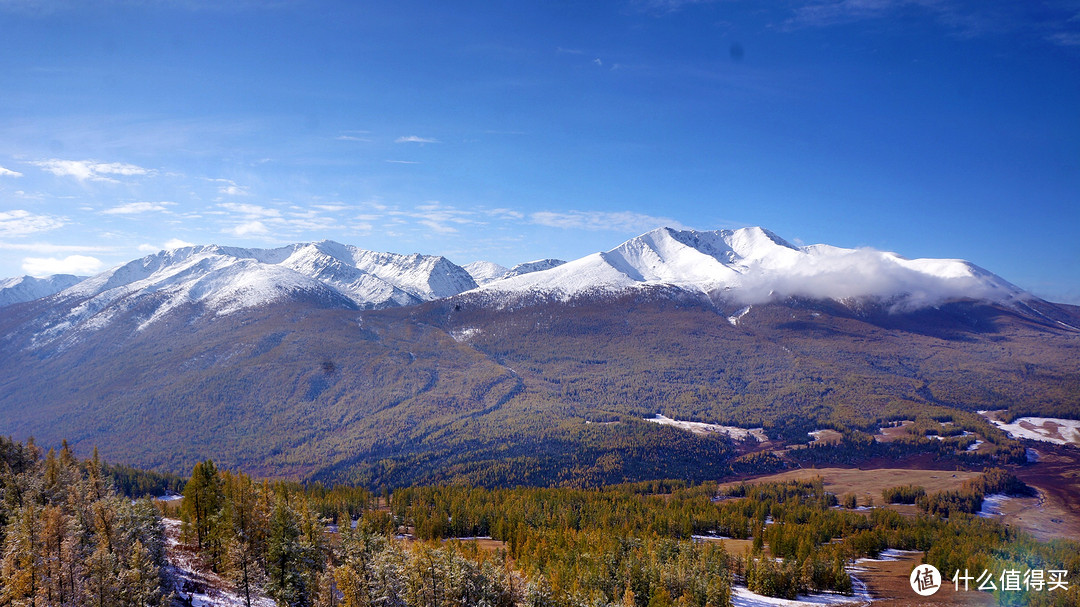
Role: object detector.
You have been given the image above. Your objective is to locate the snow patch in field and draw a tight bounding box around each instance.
[987,416,1080,446]
[646,414,767,442]
[978,494,1009,518]
[451,327,481,342]
[855,548,920,563]
[731,585,865,606]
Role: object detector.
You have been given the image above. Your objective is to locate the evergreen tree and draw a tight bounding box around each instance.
[267,494,309,607]
[181,460,224,556]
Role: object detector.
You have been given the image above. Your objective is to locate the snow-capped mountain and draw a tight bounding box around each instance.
[0,274,84,307]
[25,241,476,342]
[463,259,567,284]
[475,227,1026,310]
[463,261,509,285]
[6,227,1043,349]
[502,258,567,279]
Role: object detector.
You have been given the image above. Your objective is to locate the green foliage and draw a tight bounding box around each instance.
[105,462,186,498]
[882,484,926,504]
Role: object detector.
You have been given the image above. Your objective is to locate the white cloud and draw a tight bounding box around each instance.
[0,209,66,237]
[313,204,348,212]
[22,255,103,276]
[385,160,420,164]
[489,208,525,220]
[0,242,112,253]
[101,201,174,215]
[138,238,196,253]
[31,159,151,182]
[730,246,1022,310]
[0,166,22,177]
[220,184,249,196]
[395,136,439,143]
[530,210,688,232]
[219,202,280,217]
[336,135,371,142]
[227,221,269,236]
[419,219,458,234]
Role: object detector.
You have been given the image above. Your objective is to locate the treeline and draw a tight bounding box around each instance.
[0,438,170,606]
[882,484,925,504]
[916,468,1035,518]
[178,461,739,606]
[105,462,186,498]
[788,426,1027,468]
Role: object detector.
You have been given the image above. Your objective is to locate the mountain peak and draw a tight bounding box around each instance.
[475,226,1027,310]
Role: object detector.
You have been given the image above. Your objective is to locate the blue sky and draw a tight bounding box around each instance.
[1,0,1078,302]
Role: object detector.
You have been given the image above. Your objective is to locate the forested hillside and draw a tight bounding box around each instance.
[2,292,1078,487]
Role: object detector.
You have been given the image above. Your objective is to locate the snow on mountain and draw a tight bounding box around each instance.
[476,227,1027,310]
[463,261,509,285]
[30,241,476,342]
[503,259,567,279]
[0,274,84,307]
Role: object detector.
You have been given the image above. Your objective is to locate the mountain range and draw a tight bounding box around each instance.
[1,227,1078,486]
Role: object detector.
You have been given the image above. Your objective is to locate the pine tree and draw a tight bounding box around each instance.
[267,494,308,606]
[120,539,162,607]
[181,460,224,554]
[1,501,44,605]
[84,541,118,607]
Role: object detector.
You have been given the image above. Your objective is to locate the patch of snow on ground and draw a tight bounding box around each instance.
[988,416,1080,446]
[163,518,276,607]
[727,305,752,326]
[966,440,984,451]
[1026,448,1041,463]
[731,585,866,606]
[978,494,1009,518]
[450,327,481,342]
[646,414,767,442]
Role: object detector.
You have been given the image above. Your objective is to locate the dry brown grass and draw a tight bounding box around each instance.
[718,467,982,503]
[856,551,996,606]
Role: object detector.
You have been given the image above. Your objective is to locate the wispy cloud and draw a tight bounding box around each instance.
[22,255,103,276]
[336,134,371,142]
[630,0,718,14]
[213,179,250,196]
[784,0,1080,46]
[0,166,22,177]
[101,201,175,215]
[0,242,112,254]
[219,202,280,217]
[385,160,420,164]
[31,159,152,182]
[530,210,689,232]
[226,220,269,237]
[0,209,67,237]
[395,135,439,144]
[788,0,941,28]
